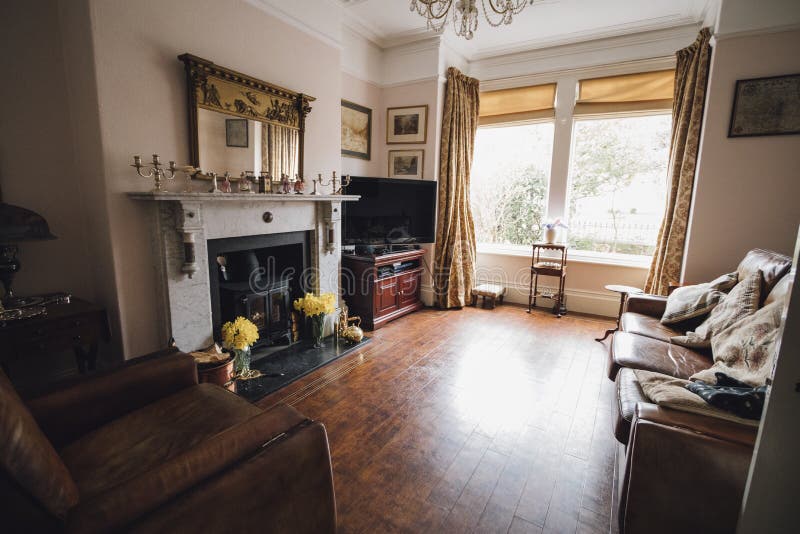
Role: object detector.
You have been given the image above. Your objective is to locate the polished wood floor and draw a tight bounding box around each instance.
[257,305,617,533]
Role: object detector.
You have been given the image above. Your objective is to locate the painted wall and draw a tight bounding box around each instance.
[0,0,93,300]
[683,28,800,283]
[13,0,343,359]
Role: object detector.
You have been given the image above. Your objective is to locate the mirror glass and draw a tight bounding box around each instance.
[196,108,299,178]
[179,54,312,182]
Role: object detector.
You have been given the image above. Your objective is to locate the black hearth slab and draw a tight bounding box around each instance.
[234,337,371,403]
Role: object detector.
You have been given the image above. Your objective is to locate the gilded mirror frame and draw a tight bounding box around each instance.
[178,53,315,179]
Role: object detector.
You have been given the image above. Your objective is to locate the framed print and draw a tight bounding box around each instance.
[388,149,424,179]
[225,118,248,147]
[728,73,800,137]
[387,105,428,144]
[341,100,372,159]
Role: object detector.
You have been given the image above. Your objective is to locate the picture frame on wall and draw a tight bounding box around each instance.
[225,118,248,147]
[728,73,800,137]
[387,105,428,144]
[341,100,372,160]
[388,149,424,179]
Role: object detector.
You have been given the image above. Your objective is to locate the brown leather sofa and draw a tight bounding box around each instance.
[607,249,792,534]
[0,350,336,533]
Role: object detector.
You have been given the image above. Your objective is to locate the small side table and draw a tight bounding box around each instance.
[595,285,643,342]
[528,243,568,317]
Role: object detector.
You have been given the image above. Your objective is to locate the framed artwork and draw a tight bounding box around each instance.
[387,105,428,144]
[225,118,248,147]
[341,100,372,160]
[728,73,800,137]
[388,149,424,179]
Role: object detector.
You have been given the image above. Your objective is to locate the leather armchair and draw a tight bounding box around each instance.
[1,350,336,533]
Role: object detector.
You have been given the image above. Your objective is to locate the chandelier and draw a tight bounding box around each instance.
[409,0,534,40]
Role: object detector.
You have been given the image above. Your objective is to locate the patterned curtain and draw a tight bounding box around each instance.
[434,67,480,308]
[262,123,298,179]
[645,28,713,295]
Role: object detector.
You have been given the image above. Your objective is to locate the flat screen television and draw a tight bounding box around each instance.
[342,177,437,245]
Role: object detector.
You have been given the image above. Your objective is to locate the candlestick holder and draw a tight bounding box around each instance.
[131,154,177,192]
[336,174,351,195]
[311,174,320,195]
[317,171,339,195]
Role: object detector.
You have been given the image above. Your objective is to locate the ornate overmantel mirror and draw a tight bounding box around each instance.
[178,54,314,181]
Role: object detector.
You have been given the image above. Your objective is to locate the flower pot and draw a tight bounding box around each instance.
[197,357,235,391]
[544,227,557,244]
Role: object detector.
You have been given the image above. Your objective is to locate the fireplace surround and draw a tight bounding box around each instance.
[129,192,359,352]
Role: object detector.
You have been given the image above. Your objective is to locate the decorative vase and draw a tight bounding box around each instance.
[311,314,326,348]
[233,345,253,378]
[544,227,557,244]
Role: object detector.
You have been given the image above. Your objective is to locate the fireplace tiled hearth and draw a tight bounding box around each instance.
[130,192,359,352]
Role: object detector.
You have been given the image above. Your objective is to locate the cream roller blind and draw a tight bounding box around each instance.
[574,69,675,116]
[479,83,556,125]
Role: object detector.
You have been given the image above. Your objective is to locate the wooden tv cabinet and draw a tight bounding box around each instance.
[341,249,426,330]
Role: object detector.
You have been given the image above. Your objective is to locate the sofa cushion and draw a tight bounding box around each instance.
[610,332,712,380]
[764,274,791,307]
[621,312,684,342]
[0,369,79,519]
[671,270,761,349]
[60,383,262,499]
[737,248,791,301]
[613,368,649,444]
[660,272,738,324]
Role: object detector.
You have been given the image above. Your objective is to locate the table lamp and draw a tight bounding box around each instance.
[0,202,56,308]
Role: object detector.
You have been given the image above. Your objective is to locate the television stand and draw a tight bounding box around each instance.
[341,249,426,330]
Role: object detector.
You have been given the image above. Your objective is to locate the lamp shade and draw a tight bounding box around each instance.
[0,202,56,242]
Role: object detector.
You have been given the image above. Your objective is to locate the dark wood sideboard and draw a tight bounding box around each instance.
[0,298,111,380]
[342,249,426,330]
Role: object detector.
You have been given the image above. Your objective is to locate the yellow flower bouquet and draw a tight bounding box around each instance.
[293,293,336,347]
[221,316,260,378]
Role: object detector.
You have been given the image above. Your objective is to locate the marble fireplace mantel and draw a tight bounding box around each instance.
[129,191,360,351]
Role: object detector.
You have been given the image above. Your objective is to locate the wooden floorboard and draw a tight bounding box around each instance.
[257,305,617,533]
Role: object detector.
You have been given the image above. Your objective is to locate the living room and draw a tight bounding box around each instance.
[1,0,798,532]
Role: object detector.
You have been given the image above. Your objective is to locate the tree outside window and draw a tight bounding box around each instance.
[471,123,554,246]
[567,114,671,256]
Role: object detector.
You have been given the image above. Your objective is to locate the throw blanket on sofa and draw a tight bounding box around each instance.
[635,298,784,425]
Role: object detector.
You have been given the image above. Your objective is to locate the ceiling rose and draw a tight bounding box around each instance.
[410,0,535,40]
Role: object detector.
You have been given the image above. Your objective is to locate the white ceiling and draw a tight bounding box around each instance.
[339,0,714,57]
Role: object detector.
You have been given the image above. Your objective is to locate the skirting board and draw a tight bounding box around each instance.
[421,281,618,316]
[478,279,620,317]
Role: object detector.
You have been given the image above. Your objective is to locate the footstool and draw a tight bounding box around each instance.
[471,284,506,309]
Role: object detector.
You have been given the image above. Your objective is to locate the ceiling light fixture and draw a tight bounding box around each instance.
[409,0,534,40]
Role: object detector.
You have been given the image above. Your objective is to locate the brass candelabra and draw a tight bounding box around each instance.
[131,154,177,192]
[315,172,351,195]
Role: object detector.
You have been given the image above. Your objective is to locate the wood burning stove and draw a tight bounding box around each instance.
[219,279,292,347]
[207,231,310,351]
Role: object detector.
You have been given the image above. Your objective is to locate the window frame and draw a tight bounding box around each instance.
[472,63,675,269]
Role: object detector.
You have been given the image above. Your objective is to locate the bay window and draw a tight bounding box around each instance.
[470,69,674,262]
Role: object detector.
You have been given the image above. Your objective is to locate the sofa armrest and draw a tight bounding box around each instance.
[624,294,668,318]
[68,406,335,533]
[26,350,198,448]
[620,404,756,534]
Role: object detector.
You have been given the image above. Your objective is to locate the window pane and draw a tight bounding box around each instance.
[471,122,554,246]
[567,115,671,256]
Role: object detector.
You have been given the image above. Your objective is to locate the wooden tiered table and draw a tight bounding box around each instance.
[527,243,568,317]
